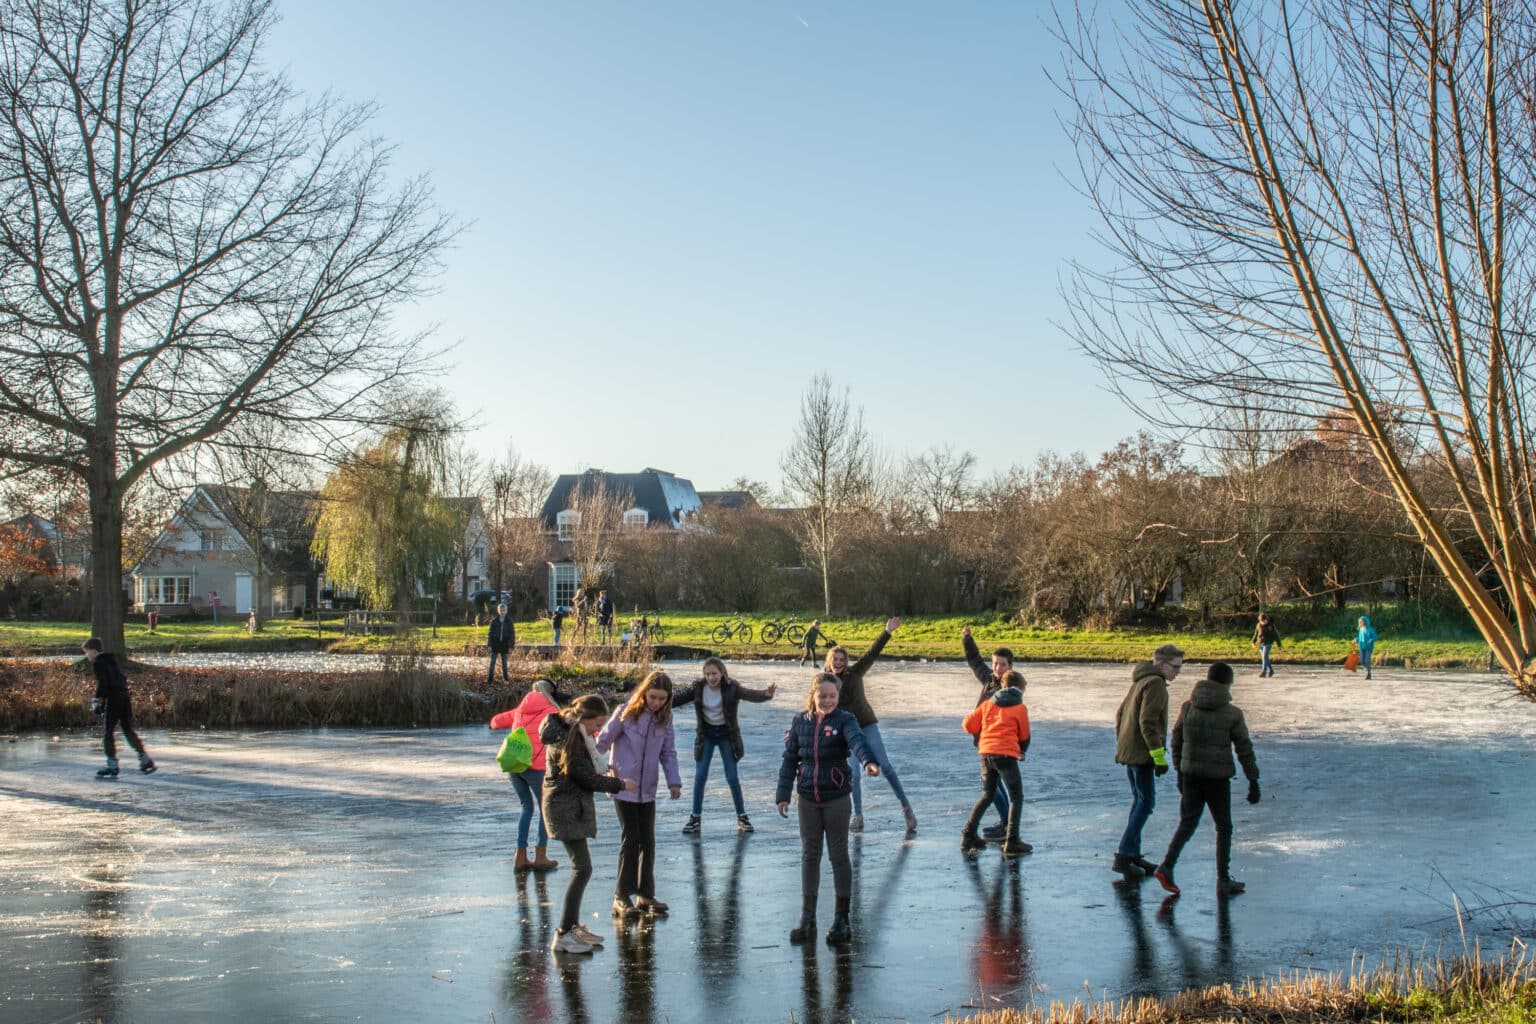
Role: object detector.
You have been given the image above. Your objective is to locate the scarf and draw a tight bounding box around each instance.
[582,723,608,773]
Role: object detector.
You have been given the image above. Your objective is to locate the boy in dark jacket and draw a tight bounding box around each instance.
[1152,662,1260,898]
[962,626,1021,840]
[799,619,833,666]
[82,638,155,777]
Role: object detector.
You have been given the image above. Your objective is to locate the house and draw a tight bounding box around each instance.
[537,468,703,609]
[1,513,90,579]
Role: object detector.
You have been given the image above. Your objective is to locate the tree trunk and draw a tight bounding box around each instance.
[819,511,832,616]
[87,468,126,656]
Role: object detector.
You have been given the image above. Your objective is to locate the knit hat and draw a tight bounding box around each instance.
[1207,662,1234,687]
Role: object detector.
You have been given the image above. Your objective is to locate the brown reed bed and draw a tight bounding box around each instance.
[0,645,654,731]
[942,946,1535,1024]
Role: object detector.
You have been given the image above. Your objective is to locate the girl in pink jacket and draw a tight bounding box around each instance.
[597,670,682,920]
[490,680,562,872]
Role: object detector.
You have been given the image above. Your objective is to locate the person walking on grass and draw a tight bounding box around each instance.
[1355,615,1378,680]
[597,671,682,922]
[824,617,916,835]
[673,657,777,835]
[1112,643,1184,879]
[82,638,155,778]
[777,673,881,946]
[800,619,833,667]
[487,603,516,683]
[550,605,565,647]
[962,626,1022,842]
[596,590,615,644]
[1252,612,1281,678]
[1151,662,1261,898]
[959,669,1032,857]
[541,694,638,955]
[490,680,562,873]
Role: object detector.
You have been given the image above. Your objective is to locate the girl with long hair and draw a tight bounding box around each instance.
[823,616,914,834]
[674,657,777,834]
[597,671,681,920]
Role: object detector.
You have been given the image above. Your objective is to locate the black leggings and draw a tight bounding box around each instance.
[1162,775,1234,877]
[559,839,593,932]
[103,696,146,760]
[614,800,657,900]
[798,793,853,901]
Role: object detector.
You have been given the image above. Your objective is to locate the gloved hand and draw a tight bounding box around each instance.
[1246,779,1261,804]
[1154,763,1170,777]
[1149,747,1169,776]
[90,698,103,715]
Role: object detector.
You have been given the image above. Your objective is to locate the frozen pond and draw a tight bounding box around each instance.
[2,658,1533,1023]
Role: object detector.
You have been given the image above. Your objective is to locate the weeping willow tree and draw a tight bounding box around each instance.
[311,403,457,625]
[1061,0,1536,694]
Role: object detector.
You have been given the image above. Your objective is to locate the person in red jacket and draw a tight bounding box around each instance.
[959,670,1031,857]
[490,680,562,872]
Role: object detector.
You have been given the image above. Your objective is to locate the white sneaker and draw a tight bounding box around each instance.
[550,930,593,954]
[849,813,864,832]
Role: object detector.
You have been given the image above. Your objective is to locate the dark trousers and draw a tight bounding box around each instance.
[614,800,657,899]
[798,793,853,902]
[559,838,592,932]
[486,647,509,682]
[963,755,1023,841]
[1161,775,1234,878]
[102,695,146,760]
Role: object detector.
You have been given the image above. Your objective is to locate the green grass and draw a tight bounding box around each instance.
[0,604,1494,668]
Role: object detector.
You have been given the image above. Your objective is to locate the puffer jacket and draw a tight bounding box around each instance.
[962,686,1032,758]
[487,614,516,650]
[489,689,559,771]
[596,706,681,804]
[1115,661,1169,766]
[829,630,891,727]
[541,720,624,840]
[91,652,130,699]
[775,709,874,805]
[673,677,774,761]
[1171,679,1258,782]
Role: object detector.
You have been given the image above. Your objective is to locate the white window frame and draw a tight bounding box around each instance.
[622,508,648,530]
[550,563,578,608]
[556,509,579,542]
[199,529,223,552]
[142,575,192,604]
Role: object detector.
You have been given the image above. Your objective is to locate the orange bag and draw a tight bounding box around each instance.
[1343,648,1360,672]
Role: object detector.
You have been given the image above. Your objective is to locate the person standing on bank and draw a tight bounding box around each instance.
[82,638,156,778]
[487,603,516,683]
[800,619,833,667]
[1112,643,1184,878]
[550,605,565,647]
[597,671,682,920]
[962,626,1021,841]
[1251,612,1281,678]
[674,657,777,835]
[596,590,615,644]
[777,673,881,946]
[824,616,915,835]
[1151,662,1261,898]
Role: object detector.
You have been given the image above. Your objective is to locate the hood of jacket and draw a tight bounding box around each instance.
[1131,660,1164,686]
[991,686,1024,708]
[513,690,558,727]
[1190,678,1231,711]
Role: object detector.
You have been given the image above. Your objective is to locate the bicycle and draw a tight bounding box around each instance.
[711,612,754,645]
[631,612,667,646]
[760,614,806,645]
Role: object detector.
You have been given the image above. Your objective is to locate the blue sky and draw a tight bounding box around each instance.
[266,1,1145,490]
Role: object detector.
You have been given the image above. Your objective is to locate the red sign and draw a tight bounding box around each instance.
[209,591,221,606]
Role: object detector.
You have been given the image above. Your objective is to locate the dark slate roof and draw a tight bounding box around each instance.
[539,469,703,530]
[197,484,319,551]
[697,490,758,510]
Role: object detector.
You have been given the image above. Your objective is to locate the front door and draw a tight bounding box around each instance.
[234,574,253,613]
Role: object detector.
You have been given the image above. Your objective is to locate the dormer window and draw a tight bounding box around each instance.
[557,509,580,541]
[622,508,648,531]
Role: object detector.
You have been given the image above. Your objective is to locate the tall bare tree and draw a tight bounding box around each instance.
[486,446,553,607]
[563,474,631,599]
[905,444,978,527]
[780,374,874,616]
[440,447,488,601]
[1062,0,1536,692]
[0,0,453,653]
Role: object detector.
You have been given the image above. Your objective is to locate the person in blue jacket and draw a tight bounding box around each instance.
[776,673,880,947]
[1355,615,1377,680]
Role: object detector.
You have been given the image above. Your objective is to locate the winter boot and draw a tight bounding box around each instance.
[1134,856,1161,876]
[1153,863,1181,897]
[138,754,157,774]
[96,758,119,778]
[737,814,754,833]
[531,846,560,872]
[960,830,987,854]
[789,896,818,944]
[825,897,852,945]
[1111,854,1145,877]
[981,823,1008,842]
[681,814,701,834]
[514,849,532,872]
[903,805,918,836]
[1217,876,1247,897]
[1002,839,1033,857]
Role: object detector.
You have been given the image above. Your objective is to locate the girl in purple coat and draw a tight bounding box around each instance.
[597,670,682,920]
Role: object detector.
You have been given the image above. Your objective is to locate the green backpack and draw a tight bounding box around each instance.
[497,726,533,774]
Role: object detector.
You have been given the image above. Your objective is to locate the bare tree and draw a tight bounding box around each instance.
[905,445,978,526]
[440,448,488,601]
[780,374,874,615]
[563,474,631,600]
[1062,0,1536,692]
[486,447,553,611]
[0,0,454,653]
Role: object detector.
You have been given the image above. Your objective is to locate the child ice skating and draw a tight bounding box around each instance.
[1151,662,1261,898]
[1355,615,1378,679]
[673,657,777,834]
[824,616,914,834]
[82,638,155,777]
[596,671,682,920]
[541,694,637,954]
[489,679,561,872]
[776,673,881,946]
[959,669,1032,857]
[961,626,1023,840]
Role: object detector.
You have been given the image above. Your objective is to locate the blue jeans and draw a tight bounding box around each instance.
[486,647,509,682]
[509,768,547,849]
[1359,644,1374,677]
[1258,643,1274,676]
[1116,763,1157,857]
[692,724,745,816]
[849,721,910,813]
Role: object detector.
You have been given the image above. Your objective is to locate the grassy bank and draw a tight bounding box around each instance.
[0,652,645,732]
[0,604,1493,668]
[949,949,1535,1023]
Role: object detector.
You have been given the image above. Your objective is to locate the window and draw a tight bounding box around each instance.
[199,530,224,552]
[141,576,192,604]
[622,508,648,530]
[556,509,579,541]
[472,546,485,564]
[550,563,578,607]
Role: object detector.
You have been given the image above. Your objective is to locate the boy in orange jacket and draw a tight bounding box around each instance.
[960,670,1031,857]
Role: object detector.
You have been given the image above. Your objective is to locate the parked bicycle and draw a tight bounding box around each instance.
[760,614,806,645]
[711,612,754,645]
[632,612,667,645]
